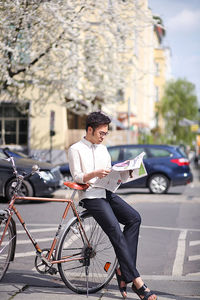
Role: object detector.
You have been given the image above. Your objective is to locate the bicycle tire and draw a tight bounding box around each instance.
[57,211,117,294]
[0,216,16,281]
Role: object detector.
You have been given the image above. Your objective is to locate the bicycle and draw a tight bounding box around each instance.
[0,149,117,295]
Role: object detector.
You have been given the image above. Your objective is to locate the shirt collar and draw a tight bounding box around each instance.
[81,137,98,148]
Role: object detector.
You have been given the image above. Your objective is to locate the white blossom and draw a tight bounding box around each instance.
[0,0,154,114]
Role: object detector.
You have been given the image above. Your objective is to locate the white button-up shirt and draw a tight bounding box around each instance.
[68,137,111,200]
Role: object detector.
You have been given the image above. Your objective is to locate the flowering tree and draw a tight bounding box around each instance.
[0,0,154,114]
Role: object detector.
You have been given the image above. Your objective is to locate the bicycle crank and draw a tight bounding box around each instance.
[35,248,57,275]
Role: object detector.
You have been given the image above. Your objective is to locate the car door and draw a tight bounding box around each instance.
[120,146,148,188]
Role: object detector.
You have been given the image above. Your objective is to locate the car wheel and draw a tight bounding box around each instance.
[5,179,34,202]
[148,174,169,194]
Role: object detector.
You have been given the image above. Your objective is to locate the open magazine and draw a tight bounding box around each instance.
[94,152,147,192]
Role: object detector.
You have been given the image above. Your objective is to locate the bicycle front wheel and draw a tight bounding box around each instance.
[57,211,117,294]
[0,217,16,281]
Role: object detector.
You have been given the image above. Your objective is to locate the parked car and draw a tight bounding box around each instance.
[108,144,193,193]
[0,148,63,201]
[59,144,193,194]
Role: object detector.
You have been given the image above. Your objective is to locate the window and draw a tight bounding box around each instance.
[123,147,146,160]
[108,148,121,161]
[148,148,171,158]
[67,111,86,129]
[0,103,29,145]
[155,86,159,102]
[155,62,160,76]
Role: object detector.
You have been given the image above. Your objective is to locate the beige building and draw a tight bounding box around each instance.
[153,20,171,132]
[104,0,155,142]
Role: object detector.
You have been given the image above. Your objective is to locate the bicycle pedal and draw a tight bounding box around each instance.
[48,267,57,275]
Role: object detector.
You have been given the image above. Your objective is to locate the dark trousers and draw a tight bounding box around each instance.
[82,190,141,283]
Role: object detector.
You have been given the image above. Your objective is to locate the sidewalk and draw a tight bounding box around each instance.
[1,275,200,300]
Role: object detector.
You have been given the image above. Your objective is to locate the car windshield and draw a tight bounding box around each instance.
[12,151,28,158]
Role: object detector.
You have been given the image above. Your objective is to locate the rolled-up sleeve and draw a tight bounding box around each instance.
[68,147,84,184]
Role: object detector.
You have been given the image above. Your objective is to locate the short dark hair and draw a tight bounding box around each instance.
[86,111,111,131]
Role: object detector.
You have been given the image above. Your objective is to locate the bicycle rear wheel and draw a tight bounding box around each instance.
[57,211,117,294]
[0,216,16,281]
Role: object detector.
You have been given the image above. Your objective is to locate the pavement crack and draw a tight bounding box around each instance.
[8,285,29,299]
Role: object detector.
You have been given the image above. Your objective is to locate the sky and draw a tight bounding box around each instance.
[148,0,200,106]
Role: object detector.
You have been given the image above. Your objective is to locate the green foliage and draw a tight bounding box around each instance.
[138,131,167,145]
[158,78,199,146]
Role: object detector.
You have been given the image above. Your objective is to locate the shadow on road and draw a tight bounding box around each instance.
[117,189,182,196]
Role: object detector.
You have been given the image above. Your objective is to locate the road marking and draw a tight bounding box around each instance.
[15,251,37,258]
[8,224,200,278]
[141,225,200,232]
[17,227,57,234]
[15,223,200,232]
[1,237,53,247]
[189,240,200,246]
[186,272,200,276]
[15,225,90,258]
[143,274,200,281]
[17,237,54,245]
[188,255,200,261]
[16,223,58,227]
[172,230,187,276]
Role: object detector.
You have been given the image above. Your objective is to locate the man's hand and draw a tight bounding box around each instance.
[95,169,111,179]
[83,168,111,183]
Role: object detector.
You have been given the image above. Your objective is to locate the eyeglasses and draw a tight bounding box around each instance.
[99,131,109,137]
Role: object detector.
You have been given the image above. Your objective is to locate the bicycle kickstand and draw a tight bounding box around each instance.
[86,266,89,297]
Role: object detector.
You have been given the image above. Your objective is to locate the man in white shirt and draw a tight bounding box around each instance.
[68,112,157,300]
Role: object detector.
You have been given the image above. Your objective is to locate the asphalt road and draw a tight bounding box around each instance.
[0,166,200,300]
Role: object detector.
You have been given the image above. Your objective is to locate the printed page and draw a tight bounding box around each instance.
[125,161,147,183]
[112,152,145,171]
[94,152,147,192]
[94,170,123,192]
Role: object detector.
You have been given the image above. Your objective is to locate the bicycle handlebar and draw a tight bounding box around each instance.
[2,148,40,183]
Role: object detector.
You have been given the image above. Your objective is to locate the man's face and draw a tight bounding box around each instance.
[87,124,109,144]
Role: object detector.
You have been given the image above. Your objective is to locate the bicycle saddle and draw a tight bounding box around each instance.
[64,181,89,190]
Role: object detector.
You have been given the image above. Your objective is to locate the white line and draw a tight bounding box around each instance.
[15,225,90,258]
[188,255,200,261]
[189,240,200,246]
[17,237,53,245]
[172,230,187,276]
[16,223,58,227]
[15,251,37,258]
[15,223,200,232]
[186,272,200,276]
[141,225,200,232]
[17,227,57,234]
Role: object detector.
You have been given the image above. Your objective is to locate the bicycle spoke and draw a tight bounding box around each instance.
[0,218,15,281]
[58,212,117,294]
